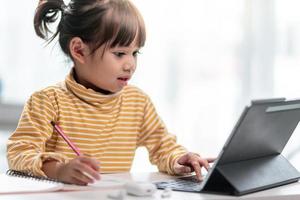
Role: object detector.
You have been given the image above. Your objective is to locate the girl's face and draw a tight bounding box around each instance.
[75,39,140,94]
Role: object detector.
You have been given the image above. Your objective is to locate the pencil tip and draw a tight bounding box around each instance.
[50,121,55,126]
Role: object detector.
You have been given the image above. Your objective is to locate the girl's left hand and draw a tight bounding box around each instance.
[174,152,215,181]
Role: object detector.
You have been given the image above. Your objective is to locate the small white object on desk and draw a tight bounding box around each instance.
[161,187,172,198]
[125,181,157,196]
[107,189,127,200]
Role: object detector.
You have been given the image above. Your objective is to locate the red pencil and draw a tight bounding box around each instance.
[50,121,82,156]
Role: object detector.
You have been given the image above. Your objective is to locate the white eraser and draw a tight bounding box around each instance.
[125,181,157,196]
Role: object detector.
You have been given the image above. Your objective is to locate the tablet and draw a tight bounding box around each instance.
[155,98,300,195]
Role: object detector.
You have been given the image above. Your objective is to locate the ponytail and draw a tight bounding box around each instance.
[34,0,66,41]
[32,0,146,58]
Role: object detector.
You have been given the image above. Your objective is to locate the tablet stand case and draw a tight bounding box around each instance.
[202,98,300,195]
[202,154,300,195]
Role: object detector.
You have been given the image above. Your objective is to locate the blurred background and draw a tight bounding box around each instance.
[1,0,300,173]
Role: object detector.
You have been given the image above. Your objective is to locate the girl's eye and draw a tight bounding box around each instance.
[114,52,125,57]
[133,50,141,57]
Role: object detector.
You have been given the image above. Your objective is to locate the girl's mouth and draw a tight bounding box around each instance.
[118,77,129,81]
[117,77,129,86]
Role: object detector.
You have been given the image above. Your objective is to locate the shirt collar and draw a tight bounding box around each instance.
[65,68,122,111]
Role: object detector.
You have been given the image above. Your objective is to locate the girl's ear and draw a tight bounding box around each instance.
[69,37,89,64]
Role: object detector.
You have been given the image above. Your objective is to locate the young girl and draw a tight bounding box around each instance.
[7,0,213,185]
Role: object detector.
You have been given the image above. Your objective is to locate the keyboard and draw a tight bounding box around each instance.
[154,175,203,192]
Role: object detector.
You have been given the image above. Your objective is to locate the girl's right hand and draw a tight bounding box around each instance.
[56,156,101,185]
[43,156,101,185]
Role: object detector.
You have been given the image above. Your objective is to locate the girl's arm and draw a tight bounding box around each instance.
[7,91,66,177]
[137,96,187,175]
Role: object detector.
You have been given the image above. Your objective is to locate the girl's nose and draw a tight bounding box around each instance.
[123,58,136,72]
[123,63,134,73]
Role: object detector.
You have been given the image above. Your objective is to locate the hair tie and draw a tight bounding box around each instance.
[38,0,67,14]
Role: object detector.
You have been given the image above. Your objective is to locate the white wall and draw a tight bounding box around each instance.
[1,0,300,173]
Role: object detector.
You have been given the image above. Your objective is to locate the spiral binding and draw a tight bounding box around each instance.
[6,169,61,184]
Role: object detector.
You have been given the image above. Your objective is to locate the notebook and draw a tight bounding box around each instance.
[0,169,126,194]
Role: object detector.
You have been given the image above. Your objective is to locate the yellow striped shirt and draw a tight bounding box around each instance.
[7,70,187,177]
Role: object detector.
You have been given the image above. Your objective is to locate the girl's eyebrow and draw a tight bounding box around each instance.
[111,46,140,52]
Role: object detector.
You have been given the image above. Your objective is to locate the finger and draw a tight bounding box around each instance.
[71,176,88,186]
[75,162,100,181]
[82,171,97,182]
[207,157,216,163]
[79,156,100,167]
[83,166,100,181]
[199,159,210,171]
[175,165,192,174]
[177,154,188,165]
[200,157,217,170]
[78,156,100,171]
[193,155,210,171]
[190,161,202,181]
[72,169,94,184]
[84,165,101,180]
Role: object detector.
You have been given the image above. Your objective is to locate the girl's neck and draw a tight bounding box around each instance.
[73,69,113,95]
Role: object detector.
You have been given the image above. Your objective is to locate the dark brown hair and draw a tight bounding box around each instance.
[34,0,146,58]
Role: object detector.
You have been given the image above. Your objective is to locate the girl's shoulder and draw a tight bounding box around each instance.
[30,81,68,99]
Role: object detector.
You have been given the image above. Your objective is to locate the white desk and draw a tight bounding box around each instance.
[1,172,300,200]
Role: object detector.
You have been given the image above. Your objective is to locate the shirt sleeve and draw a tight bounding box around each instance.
[137,96,188,175]
[6,91,68,177]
